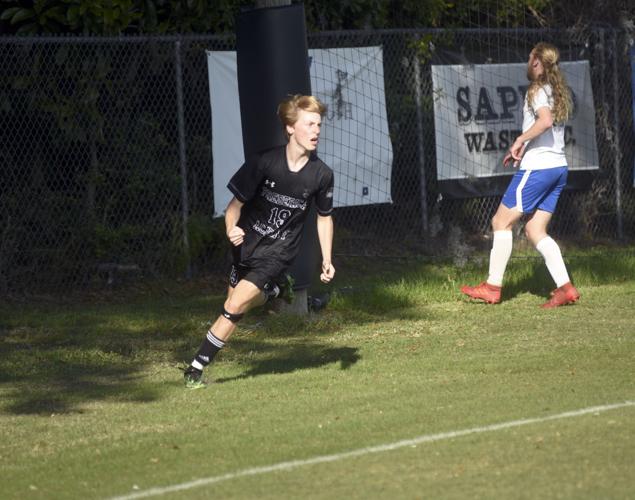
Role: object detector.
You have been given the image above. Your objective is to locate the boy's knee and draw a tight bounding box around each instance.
[221,300,244,323]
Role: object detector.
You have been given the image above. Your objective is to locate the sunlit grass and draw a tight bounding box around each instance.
[0,245,633,499]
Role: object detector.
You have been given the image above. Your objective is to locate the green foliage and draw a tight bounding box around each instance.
[169,212,227,273]
[2,0,628,35]
[0,0,67,34]
[146,0,251,34]
[93,222,146,260]
[303,0,453,31]
[0,41,185,288]
[1,0,143,34]
[0,0,251,35]
[64,0,143,35]
[186,212,225,260]
[301,0,629,31]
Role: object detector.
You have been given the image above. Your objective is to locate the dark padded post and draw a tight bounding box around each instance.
[236,4,318,295]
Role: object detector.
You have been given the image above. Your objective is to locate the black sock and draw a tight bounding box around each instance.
[192,330,225,368]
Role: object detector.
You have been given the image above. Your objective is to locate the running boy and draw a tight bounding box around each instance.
[184,95,335,388]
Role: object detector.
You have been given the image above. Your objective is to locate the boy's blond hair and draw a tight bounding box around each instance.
[277,95,326,133]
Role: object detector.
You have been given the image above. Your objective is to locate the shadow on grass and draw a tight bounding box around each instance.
[0,327,176,415]
[501,251,635,301]
[0,256,470,415]
[502,263,553,301]
[0,286,233,415]
[215,340,360,383]
[3,365,161,415]
[0,302,364,415]
[321,273,445,325]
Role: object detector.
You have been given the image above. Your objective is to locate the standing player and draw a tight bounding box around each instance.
[183,94,335,388]
[461,42,580,308]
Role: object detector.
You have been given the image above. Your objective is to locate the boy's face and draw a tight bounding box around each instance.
[287,109,322,151]
[527,50,544,81]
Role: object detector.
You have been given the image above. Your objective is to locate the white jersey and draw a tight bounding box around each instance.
[519,84,567,170]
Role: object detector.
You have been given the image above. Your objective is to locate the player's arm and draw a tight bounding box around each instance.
[316,214,335,283]
[225,197,245,246]
[508,106,553,162]
[225,153,266,245]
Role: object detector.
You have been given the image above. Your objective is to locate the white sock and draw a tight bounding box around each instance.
[536,236,570,288]
[487,230,513,287]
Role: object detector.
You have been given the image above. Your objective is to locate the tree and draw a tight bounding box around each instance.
[0,0,250,35]
[1,0,632,36]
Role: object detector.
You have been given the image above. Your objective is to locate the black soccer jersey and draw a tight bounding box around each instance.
[227,145,334,267]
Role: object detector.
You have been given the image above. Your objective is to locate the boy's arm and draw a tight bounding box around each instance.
[316,214,335,283]
[225,197,245,246]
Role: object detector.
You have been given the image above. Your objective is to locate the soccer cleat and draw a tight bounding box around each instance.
[262,281,281,302]
[183,366,207,389]
[277,273,295,304]
[460,281,502,304]
[541,282,580,309]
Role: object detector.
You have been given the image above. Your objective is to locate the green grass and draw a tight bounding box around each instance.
[1,247,634,499]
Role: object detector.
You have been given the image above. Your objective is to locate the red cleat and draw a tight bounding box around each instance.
[460,282,502,304]
[541,282,580,309]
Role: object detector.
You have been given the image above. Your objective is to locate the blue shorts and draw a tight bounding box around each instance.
[501,167,568,214]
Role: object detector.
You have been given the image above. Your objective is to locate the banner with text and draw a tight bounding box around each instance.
[208,47,394,216]
[431,61,598,195]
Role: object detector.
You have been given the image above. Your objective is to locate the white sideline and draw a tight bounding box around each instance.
[109,401,635,500]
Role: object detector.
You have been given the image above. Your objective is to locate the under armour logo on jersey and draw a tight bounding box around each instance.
[265,179,276,188]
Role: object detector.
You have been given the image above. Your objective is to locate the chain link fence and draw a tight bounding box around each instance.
[1,28,633,293]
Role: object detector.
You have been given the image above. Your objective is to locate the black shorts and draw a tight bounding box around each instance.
[229,245,288,290]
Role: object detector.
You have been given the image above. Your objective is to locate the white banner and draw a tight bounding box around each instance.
[431,61,599,181]
[207,47,394,216]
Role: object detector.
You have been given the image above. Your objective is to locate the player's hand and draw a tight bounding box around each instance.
[320,261,335,283]
[503,151,514,167]
[227,226,245,246]
[504,140,526,168]
[510,139,526,161]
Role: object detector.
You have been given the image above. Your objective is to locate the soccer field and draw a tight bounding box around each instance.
[1,249,634,499]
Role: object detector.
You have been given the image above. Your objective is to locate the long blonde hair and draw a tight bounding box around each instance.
[527,42,572,123]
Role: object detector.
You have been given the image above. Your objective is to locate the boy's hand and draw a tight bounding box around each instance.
[320,261,335,283]
[227,226,245,246]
